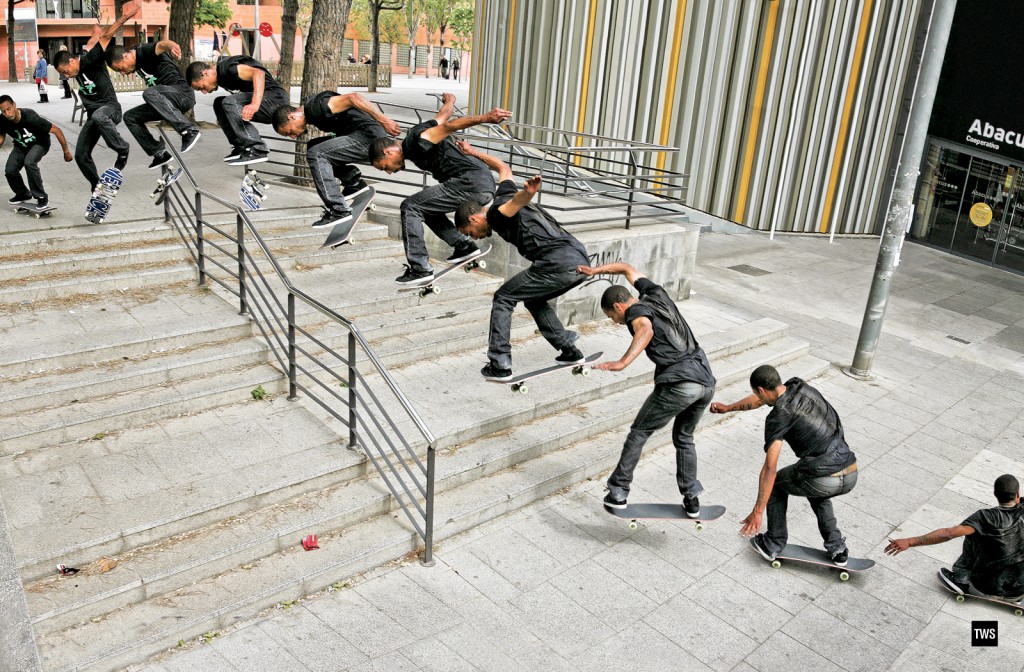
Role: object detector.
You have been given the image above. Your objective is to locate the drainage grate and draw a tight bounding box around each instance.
[946,335,971,344]
[728,264,771,277]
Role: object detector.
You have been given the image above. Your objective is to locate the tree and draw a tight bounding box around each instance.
[420,0,451,79]
[277,0,299,85]
[167,0,198,72]
[402,0,420,79]
[365,0,402,93]
[195,0,231,30]
[6,0,26,82]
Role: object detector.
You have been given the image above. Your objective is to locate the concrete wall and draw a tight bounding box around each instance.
[0,496,41,672]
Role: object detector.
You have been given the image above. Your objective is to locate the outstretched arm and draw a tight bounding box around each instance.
[884,525,975,555]
[98,0,141,48]
[422,95,512,144]
[456,139,513,181]
[739,440,783,538]
[155,40,182,59]
[575,262,646,286]
[710,393,765,414]
[593,315,653,372]
[328,93,401,136]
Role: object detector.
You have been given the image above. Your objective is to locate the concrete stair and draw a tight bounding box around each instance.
[2,197,829,671]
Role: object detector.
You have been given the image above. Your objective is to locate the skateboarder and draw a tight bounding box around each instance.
[271,91,401,228]
[711,364,857,566]
[106,2,201,169]
[186,56,290,166]
[0,96,72,209]
[885,474,1024,599]
[54,7,134,190]
[576,262,716,516]
[454,141,589,380]
[368,92,511,285]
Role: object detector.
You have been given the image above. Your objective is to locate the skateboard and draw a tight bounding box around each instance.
[152,167,184,206]
[240,169,268,211]
[605,503,726,532]
[15,204,56,218]
[938,572,1024,616]
[321,186,376,248]
[751,538,874,581]
[398,243,493,297]
[490,351,603,395]
[85,167,123,223]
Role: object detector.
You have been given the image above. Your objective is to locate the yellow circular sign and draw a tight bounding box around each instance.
[970,202,993,227]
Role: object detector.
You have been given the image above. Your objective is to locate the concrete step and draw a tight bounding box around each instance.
[0,244,191,283]
[0,362,285,456]
[0,265,198,305]
[31,351,830,672]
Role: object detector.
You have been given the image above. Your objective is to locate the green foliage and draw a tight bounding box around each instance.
[194,0,232,29]
[449,0,473,41]
[251,384,267,400]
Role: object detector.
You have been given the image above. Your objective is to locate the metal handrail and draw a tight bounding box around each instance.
[156,129,438,565]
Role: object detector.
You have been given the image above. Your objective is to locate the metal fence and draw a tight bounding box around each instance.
[155,129,439,565]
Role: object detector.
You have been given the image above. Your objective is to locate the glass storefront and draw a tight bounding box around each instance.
[912,140,1024,274]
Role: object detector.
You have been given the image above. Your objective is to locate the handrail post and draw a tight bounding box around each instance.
[421,444,436,567]
[348,331,357,449]
[626,151,638,230]
[195,192,206,285]
[237,213,247,315]
[287,292,297,401]
[163,168,171,223]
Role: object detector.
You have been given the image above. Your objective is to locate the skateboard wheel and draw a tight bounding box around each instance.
[839,572,849,581]
[518,384,528,395]
[1015,609,1022,617]
[956,595,965,603]
[628,521,637,530]
[582,367,591,377]
[432,286,440,295]
[418,289,428,298]
[477,260,486,269]
[695,523,704,532]
[771,560,781,569]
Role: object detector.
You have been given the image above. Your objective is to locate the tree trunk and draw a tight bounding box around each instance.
[298,0,353,177]
[113,0,125,45]
[278,0,299,87]
[7,1,16,82]
[368,3,379,93]
[167,0,197,72]
[407,45,414,78]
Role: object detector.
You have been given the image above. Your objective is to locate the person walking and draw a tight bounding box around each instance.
[34,50,49,103]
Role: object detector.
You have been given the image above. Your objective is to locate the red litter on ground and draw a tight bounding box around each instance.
[301,534,319,551]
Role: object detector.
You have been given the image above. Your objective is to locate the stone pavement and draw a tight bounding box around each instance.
[130,234,1024,672]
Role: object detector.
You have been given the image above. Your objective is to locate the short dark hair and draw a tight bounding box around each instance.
[995,474,1019,504]
[271,104,298,131]
[0,95,13,106]
[750,364,782,391]
[368,136,400,163]
[54,51,74,68]
[600,285,633,312]
[105,44,129,67]
[455,199,485,228]
[185,61,211,83]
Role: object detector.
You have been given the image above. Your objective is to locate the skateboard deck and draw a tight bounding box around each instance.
[85,167,123,223]
[489,351,603,394]
[152,167,184,205]
[320,186,376,248]
[938,572,1024,616]
[605,503,726,531]
[398,243,493,297]
[240,169,268,211]
[15,205,56,218]
[751,539,874,581]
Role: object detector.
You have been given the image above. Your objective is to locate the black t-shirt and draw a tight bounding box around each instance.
[764,378,856,478]
[304,91,385,140]
[623,278,715,387]
[0,109,52,149]
[76,43,119,112]
[215,56,287,97]
[133,42,188,90]
[962,504,1024,597]
[401,119,490,183]
[486,179,589,272]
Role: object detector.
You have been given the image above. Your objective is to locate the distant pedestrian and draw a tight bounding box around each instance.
[440,56,449,79]
[56,44,72,99]
[34,50,49,103]
[348,53,357,64]
[452,58,460,80]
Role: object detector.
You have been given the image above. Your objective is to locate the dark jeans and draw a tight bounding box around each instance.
[214,89,290,153]
[488,265,586,369]
[124,85,197,156]
[607,381,714,500]
[399,173,495,272]
[762,464,857,556]
[306,133,373,211]
[6,144,49,199]
[77,104,130,189]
